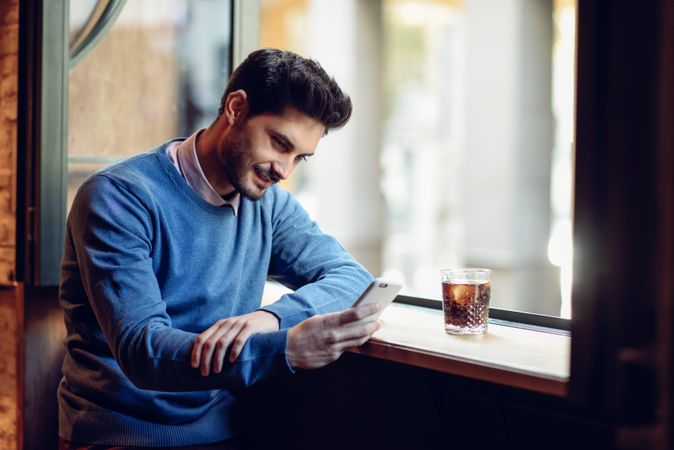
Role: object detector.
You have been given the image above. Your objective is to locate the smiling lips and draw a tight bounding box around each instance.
[254,166,278,186]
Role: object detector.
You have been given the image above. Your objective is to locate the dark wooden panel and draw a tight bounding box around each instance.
[656,1,674,448]
[23,285,64,450]
[240,353,613,450]
[571,0,665,428]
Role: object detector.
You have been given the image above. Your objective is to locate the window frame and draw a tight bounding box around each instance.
[22,0,240,285]
[18,0,70,286]
[23,0,574,332]
[25,0,571,393]
[22,0,674,434]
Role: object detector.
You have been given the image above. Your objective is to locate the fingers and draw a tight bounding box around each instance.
[191,311,281,376]
[193,320,241,376]
[333,319,381,342]
[191,321,222,369]
[228,324,254,364]
[333,320,382,353]
[209,323,244,374]
[313,319,380,353]
[323,303,380,328]
[286,319,381,370]
[338,335,375,351]
[195,308,381,374]
[201,322,235,376]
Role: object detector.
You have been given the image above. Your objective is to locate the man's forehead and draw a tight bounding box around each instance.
[258,108,325,141]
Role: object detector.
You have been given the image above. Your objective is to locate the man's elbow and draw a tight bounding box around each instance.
[115,352,156,389]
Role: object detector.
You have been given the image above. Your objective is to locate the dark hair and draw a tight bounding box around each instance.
[218,48,352,134]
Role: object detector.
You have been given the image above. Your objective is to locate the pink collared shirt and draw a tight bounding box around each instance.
[166,129,240,214]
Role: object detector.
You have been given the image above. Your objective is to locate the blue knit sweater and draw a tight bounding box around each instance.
[57,141,372,447]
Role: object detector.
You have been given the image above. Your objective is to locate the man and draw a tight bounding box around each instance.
[58,48,380,449]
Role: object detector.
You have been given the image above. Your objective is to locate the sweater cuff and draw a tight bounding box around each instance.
[254,310,296,373]
[248,329,296,376]
[259,301,313,330]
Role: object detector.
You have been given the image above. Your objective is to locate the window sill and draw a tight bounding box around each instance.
[347,302,570,397]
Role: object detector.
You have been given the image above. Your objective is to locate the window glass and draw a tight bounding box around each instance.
[67,0,232,209]
[259,0,576,317]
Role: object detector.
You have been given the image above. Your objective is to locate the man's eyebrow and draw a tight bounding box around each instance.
[268,129,294,150]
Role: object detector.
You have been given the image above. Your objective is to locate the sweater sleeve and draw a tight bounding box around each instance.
[67,175,291,391]
[260,187,373,328]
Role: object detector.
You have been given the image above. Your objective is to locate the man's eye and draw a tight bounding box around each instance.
[272,137,284,149]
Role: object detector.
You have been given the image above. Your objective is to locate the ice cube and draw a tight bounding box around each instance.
[451,284,476,306]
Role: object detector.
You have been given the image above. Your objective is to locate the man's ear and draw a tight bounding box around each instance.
[224,90,249,126]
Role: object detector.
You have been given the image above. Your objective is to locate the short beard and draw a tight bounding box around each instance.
[222,135,267,201]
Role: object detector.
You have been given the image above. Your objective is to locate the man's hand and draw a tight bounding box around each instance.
[286,303,381,370]
[191,310,280,376]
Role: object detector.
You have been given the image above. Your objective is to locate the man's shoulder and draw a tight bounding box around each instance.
[97,141,177,180]
[100,146,168,180]
[252,184,294,210]
[265,184,289,201]
[77,143,178,202]
[253,184,314,225]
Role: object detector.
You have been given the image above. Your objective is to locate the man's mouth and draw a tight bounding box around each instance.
[254,166,278,185]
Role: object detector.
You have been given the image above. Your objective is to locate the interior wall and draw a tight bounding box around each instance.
[0,0,17,285]
[0,288,20,450]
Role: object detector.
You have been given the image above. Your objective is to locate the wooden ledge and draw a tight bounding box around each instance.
[348,303,570,397]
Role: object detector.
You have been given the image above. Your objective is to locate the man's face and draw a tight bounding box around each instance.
[218,107,325,200]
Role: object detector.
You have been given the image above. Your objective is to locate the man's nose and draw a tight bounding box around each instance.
[271,160,291,180]
[271,162,290,180]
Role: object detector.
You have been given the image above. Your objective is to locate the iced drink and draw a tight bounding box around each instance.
[440,269,492,335]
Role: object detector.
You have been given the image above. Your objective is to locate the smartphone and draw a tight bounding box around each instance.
[351,277,403,322]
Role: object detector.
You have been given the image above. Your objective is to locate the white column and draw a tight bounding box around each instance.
[464,0,558,313]
[304,0,384,275]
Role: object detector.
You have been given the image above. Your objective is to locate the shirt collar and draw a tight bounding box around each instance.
[176,129,240,214]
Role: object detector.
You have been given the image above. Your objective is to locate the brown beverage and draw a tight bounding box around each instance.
[442,281,491,334]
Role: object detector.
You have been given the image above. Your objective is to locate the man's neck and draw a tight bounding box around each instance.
[195,124,236,198]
